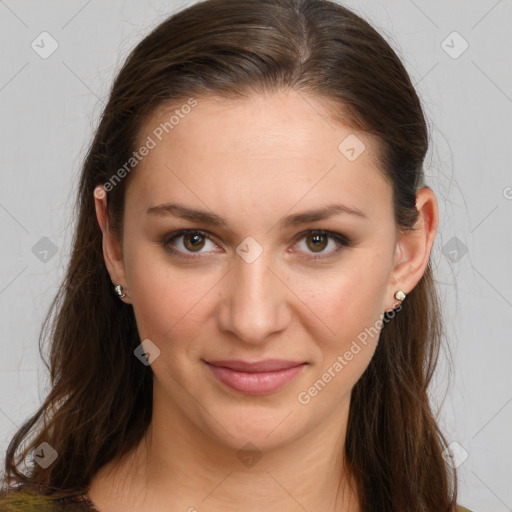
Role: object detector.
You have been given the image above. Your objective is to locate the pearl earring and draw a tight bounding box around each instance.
[385,289,407,314]
[394,290,406,301]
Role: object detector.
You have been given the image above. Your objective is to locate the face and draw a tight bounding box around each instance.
[97,90,408,452]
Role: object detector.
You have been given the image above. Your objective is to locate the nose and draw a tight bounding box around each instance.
[216,249,292,345]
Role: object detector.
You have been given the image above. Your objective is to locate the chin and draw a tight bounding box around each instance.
[198,399,306,452]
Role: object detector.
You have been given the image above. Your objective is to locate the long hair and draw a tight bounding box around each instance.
[2,1,457,510]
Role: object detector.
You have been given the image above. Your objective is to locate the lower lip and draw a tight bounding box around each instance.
[206,363,307,395]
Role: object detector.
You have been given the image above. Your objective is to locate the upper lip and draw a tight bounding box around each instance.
[205,359,306,372]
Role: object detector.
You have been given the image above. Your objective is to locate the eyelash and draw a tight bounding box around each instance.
[161,229,352,260]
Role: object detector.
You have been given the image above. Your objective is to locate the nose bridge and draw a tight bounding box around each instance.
[218,246,290,344]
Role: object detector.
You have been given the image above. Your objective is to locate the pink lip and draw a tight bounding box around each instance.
[205,360,307,395]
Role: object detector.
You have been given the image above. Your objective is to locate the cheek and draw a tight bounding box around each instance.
[293,262,388,337]
[124,245,220,351]
[292,269,386,409]
[290,261,388,378]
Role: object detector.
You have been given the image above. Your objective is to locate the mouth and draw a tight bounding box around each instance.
[204,359,307,395]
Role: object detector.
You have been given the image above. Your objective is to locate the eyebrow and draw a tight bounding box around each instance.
[146,202,368,228]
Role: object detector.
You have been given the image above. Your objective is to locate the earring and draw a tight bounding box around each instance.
[394,290,406,301]
[114,284,126,299]
[386,290,406,313]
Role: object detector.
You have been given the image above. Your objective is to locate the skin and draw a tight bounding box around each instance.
[90,90,438,512]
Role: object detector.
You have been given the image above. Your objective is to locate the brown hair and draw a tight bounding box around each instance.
[2,0,457,510]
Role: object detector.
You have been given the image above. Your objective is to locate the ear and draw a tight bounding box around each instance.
[385,186,439,312]
[93,185,131,304]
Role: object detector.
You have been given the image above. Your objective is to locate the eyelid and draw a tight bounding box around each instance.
[162,228,351,259]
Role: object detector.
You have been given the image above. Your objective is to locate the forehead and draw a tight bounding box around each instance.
[126,91,392,222]
[141,91,377,160]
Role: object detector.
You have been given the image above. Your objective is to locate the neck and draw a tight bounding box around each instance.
[88,390,360,512]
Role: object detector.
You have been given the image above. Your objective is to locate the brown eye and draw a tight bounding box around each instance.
[183,233,206,252]
[306,233,328,253]
[163,229,351,260]
[163,230,218,258]
[293,230,351,259]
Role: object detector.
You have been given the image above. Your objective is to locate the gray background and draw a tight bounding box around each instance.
[1,1,511,510]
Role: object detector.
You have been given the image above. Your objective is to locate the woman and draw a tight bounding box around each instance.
[0,0,472,510]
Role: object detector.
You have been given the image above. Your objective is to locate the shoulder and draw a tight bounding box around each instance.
[458,507,475,512]
[0,488,54,511]
[0,487,98,511]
